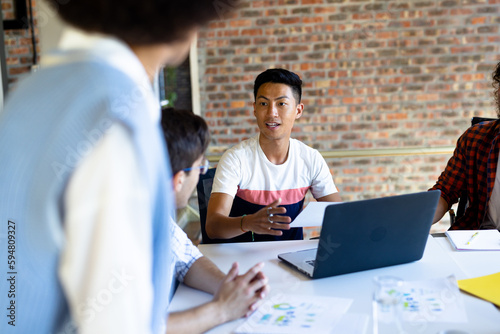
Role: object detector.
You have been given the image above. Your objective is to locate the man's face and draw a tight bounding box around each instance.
[253,83,303,143]
[175,155,204,209]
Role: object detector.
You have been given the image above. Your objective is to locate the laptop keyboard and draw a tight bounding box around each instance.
[306,259,315,267]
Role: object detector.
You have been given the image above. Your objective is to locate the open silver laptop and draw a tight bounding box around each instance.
[278,190,441,279]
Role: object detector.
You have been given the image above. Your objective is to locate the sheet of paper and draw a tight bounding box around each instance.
[291,202,340,227]
[331,313,369,334]
[401,276,468,324]
[445,229,500,251]
[234,294,353,334]
[458,272,500,307]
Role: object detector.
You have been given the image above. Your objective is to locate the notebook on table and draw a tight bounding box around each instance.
[278,190,441,279]
[445,229,500,251]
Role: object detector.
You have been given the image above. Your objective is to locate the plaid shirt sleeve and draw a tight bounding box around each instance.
[430,120,500,229]
[430,131,469,209]
[169,218,203,282]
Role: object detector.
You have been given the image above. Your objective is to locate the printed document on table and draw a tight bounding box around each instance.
[401,275,467,324]
[234,293,353,334]
[445,229,500,251]
[292,202,340,227]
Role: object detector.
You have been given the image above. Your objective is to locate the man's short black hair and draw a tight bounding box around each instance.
[253,68,302,104]
[161,107,210,175]
[51,0,239,45]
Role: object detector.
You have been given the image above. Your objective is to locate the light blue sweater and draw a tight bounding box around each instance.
[0,59,173,333]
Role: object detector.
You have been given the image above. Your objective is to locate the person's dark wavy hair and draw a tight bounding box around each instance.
[49,0,240,45]
[253,68,303,104]
[492,61,500,117]
[161,107,210,175]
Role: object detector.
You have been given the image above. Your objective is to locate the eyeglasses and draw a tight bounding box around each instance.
[182,159,210,175]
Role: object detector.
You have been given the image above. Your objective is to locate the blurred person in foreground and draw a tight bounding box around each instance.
[0,0,244,333]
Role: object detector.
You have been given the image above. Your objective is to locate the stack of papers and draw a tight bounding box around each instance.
[234,276,468,334]
[458,272,500,307]
[445,229,500,251]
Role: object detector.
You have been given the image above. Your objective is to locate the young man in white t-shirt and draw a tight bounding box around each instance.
[206,68,342,243]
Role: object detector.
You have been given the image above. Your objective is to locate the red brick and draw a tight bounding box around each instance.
[230,20,252,28]
[230,101,246,109]
[302,17,324,24]
[208,21,227,29]
[471,17,487,24]
[342,97,365,104]
[462,73,485,81]
[314,7,336,14]
[8,47,30,55]
[352,13,373,20]
[302,0,323,4]
[219,30,239,37]
[376,31,398,39]
[5,57,19,65]
[9,66,31,75]
[241,29,263,36]
[279,17,301,24]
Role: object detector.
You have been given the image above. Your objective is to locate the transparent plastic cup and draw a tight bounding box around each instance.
[372,275,404,334]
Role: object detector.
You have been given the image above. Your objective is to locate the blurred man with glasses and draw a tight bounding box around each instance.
[160,108,269,333]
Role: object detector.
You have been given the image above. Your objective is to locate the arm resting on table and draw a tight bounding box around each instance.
[167,262,269,334]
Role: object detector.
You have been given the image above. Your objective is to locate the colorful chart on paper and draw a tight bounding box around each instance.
[401,276,467,324]
[234,294,352,334]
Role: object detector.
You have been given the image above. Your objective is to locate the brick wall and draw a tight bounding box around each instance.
[2,1,496,232]
[2,0,39,89]
[197,0,500,210]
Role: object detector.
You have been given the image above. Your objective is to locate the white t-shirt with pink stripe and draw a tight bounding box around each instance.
[212,134,338,207]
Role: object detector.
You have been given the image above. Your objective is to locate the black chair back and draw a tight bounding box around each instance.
[196,168,218,244]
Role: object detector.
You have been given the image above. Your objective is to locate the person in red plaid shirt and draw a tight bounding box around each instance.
[430,62,500,231]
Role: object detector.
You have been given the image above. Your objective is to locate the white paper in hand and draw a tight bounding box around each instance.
[292,202,340,227]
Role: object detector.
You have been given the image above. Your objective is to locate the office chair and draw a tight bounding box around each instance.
[196,168,219,244]
[450,116,497,225]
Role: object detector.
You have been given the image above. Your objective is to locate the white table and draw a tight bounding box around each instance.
[169,236,500,333]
